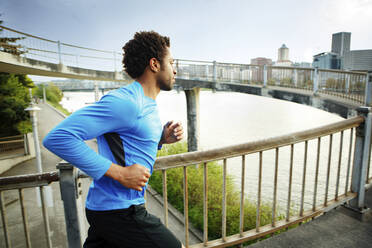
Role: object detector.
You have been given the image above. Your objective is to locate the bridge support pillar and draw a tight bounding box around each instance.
[57,162,86,247]
[344,106,372,221]
[184,88,200,152]
[213,61,217,82]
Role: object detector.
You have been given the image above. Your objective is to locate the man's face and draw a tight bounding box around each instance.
[156,47,176,91]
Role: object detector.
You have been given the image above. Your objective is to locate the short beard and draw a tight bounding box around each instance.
[159,80,172,91]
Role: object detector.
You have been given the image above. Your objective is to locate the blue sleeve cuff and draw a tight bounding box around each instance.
[157,143,163,150]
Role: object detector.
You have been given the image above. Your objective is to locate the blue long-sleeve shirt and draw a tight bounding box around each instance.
[43,82,163,210]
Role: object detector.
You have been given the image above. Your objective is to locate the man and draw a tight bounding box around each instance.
[43,31,184,248]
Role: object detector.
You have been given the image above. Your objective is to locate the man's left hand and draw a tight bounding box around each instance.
[160,121,184,145]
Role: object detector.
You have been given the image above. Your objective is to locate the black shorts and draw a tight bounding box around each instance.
[84,204,182,248]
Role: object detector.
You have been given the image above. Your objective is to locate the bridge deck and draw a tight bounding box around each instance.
[248,188,372,247]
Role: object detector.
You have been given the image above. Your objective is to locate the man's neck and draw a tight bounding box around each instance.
[136,77,160,100]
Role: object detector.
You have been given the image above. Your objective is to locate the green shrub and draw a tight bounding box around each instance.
[16,120,32,134]
[151,142,282,241]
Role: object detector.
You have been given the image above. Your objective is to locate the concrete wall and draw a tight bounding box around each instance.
[0,133,36,175]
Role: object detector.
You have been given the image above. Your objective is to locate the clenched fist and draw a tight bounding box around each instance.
[105,163,150,191]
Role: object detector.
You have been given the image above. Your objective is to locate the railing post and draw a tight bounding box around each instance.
[364,72,372,106]
[313,67,319,94]
[57,41,62,64]
[345,74,351,94]
[263,64,267,88]
[293,68,298,87]
[213,61,217,82]
[344,107,372,220]
[57,161,86,248]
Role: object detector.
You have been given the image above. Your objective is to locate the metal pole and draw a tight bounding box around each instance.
[349,107,372,209]
[293,68,298,87]
[43,84,47,103]
[213,61,217,82]
[263,64,268,87]
[57,161,86,248]
[313,67,319,94]
[25,106,43,173]
[57,41,62,64]
[94,82,99,102]
[364,72,372,106]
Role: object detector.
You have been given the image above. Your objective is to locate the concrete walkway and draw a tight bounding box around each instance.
[248,188,372,248]
[0,102,201,247]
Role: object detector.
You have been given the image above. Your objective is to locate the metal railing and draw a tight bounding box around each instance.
[0,172,59,248]
[1,109,372,247]
[0,25,122,72]
[154,112,370,247]
[175,60,368,105]
[0,135,29,159]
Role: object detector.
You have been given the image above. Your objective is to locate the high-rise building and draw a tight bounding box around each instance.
[331,32,351,56]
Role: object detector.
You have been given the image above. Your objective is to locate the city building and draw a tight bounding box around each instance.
[250,57,272,82]
[313,52,340,69]
[343,49,372,72]
[331,32,351,57]
[313,31,372,72]
[275,44,292,67]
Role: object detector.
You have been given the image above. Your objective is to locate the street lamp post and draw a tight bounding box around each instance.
[25,104,53,248]
[25,105,42,173]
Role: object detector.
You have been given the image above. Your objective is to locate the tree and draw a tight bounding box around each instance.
[0,73,34,137]
[33,82,63,104]
[0,18,26,55]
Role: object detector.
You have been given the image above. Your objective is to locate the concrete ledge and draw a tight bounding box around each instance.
[0,133,36,175]
[340,204,372,222]
[0,154,35,175]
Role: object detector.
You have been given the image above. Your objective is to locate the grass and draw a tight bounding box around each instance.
[150,142,285,244]
[47,100,71,116]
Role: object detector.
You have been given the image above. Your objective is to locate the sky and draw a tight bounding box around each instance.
[1,0,372,65]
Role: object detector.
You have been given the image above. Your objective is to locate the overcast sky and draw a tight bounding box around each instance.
[1,0,372,64]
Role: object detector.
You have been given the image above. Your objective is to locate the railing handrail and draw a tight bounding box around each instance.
[0,171,59,190]
[154,116,364,170]
[0,116,363,188]
[0,134,23,141]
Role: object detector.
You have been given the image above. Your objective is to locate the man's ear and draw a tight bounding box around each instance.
[149,58,160,73]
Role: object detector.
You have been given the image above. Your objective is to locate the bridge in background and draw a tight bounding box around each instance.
[1,25,372,248]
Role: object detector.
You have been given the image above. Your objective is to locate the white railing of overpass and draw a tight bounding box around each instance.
[0,25,369,104]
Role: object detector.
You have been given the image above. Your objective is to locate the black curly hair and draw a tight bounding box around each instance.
[122,31,170,79]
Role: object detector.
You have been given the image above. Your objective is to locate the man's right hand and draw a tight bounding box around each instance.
[104,163,150,191]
